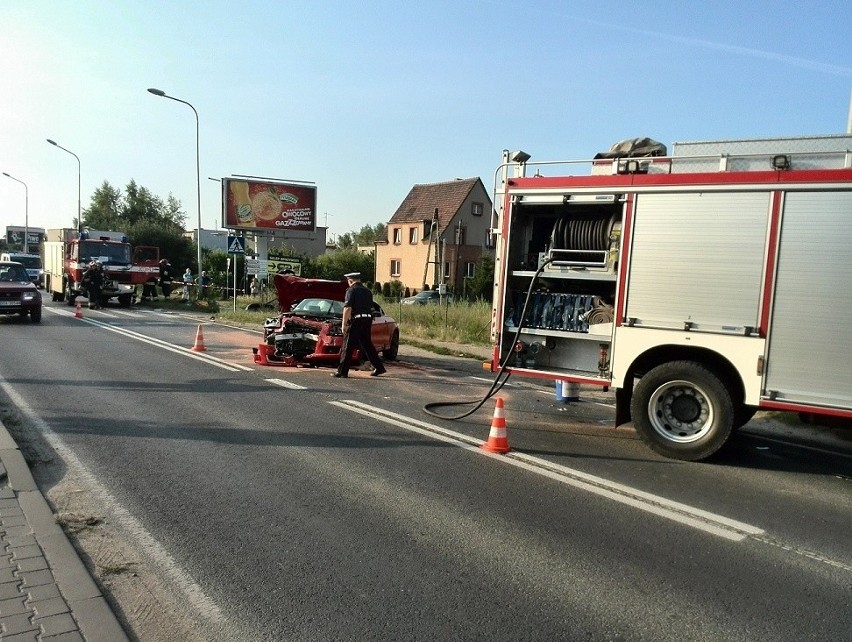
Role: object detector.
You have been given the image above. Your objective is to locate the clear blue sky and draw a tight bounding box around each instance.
[2,1,850,241]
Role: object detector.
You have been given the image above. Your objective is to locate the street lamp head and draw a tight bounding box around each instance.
[2,172,9,177]
[147,87,166,97]
[47,139,57,146]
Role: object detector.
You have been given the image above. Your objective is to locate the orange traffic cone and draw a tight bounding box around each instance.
[481,397,511,454]
[74,302,83,318]
[190,324,207,352]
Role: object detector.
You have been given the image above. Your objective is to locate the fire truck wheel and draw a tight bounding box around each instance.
[65,282,76,306]
[631,361,734,461]
[118,294,132,307]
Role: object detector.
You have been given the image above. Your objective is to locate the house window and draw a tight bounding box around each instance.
[393,228,402,245]
[390,259,401,277]
[443,262,450,281]
[409,227,418,244]
[465,262,475,278]
[472,202,484,217]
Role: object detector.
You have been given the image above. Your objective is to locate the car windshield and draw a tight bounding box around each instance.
[8,256,41,269]
[291,298,344,316]
[0,265,30,282]
[416,291,437,299]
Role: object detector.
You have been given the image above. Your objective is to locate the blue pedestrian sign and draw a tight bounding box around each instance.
[227,235,246,255]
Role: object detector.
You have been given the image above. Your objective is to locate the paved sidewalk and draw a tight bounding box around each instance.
[0,420,127,642]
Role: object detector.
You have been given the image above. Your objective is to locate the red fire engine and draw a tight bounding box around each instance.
[490,135,852,460]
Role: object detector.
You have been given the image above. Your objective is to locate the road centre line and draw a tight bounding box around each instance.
[46,307,252,371]
[331,399,765,542]
[266,378,307,390]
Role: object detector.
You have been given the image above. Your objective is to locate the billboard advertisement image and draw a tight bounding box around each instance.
[222,178,316,232]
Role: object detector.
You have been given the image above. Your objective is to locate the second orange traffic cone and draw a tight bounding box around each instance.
[74,302,83,318]
[481,397,511,454]
[190,324,207,352]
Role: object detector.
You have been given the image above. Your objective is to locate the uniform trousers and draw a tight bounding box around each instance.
[337,317,383,375]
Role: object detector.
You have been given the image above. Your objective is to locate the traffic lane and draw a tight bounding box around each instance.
[131,389,852,641]
[30,305,852,577]
[309,368,852,570]
[4,317,851,639]
[30,364,848,642]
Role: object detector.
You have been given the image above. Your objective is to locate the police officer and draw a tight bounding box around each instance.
[332,272,386,378]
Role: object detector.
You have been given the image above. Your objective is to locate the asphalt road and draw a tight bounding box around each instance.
[0,301,850,641]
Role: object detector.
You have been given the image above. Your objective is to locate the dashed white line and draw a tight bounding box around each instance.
[266,378,307,390]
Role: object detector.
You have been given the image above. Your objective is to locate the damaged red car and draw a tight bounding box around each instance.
[253,274,399,367]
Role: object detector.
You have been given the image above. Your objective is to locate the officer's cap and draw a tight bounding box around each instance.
[344,272,361,280]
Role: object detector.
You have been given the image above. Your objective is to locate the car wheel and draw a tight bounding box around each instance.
[383,330,399,361]
[30,307,42,323]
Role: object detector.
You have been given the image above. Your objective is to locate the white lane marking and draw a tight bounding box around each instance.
[0,378,225,625]
[470,376,515,386]
[46,307,253,372]
[331,399,765,542]
[266,378,307,390]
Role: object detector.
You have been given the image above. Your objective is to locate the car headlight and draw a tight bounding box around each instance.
[22,292,40,302]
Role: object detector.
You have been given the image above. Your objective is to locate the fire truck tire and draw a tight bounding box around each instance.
[65,282,77,306]
[118,294,132,307]
[383,330,400,361]
[631,361,734,461]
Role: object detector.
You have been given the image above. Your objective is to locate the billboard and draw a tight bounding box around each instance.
[222,178,316,232]
[6,227,44,248]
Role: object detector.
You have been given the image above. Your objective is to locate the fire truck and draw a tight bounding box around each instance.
[490,134,852,461]
[43,228,161,307]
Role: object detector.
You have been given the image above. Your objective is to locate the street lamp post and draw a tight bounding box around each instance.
[46,139,82,233]
[2,173,28,252]
[147,88,203,276]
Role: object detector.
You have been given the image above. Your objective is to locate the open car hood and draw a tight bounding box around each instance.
[273,274,348,312]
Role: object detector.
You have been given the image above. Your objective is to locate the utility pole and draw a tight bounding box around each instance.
[432,209,441,288]
[422,208,438,289]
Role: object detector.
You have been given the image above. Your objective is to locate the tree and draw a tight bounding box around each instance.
[305,248,374,282]
[467,252,495,301]
[337,232,355,250]
[353,223,386,246]
[83,180,199,269]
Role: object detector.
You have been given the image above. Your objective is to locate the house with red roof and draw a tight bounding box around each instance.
[375,177,493,293]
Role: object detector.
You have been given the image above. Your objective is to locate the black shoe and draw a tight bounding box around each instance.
[331,372,348,378]
[370,367,386,377]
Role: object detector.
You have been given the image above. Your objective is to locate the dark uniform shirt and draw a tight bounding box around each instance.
[343,282,373,316]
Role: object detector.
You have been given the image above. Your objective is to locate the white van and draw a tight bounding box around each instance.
[0,253,43,287]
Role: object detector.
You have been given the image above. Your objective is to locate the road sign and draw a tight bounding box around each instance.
[227,236,246,254]
[246,259,269,277]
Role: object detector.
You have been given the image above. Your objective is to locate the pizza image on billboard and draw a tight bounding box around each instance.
[223,178,316,232]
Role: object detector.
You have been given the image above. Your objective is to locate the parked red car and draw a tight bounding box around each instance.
[0,261,42,322]
[256,274,399,367]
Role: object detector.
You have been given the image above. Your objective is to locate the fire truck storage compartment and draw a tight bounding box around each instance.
[625,191,770,333]
[764,190,852,409]
[500,196,621,376]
